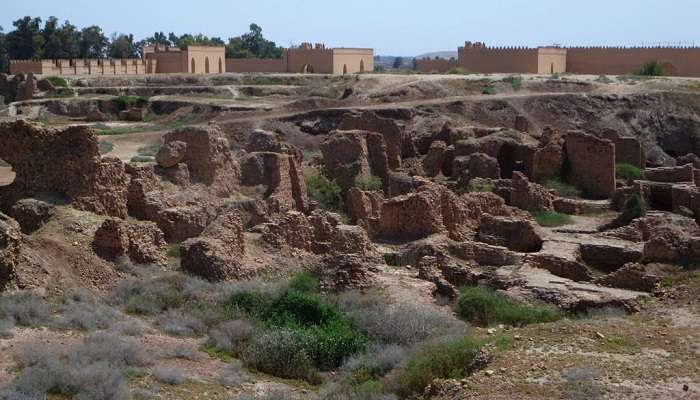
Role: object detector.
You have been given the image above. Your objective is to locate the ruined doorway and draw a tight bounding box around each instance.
[343,64,348,75]
[550,63,554,74]
[497,143,526,179]
[191,58,196,73]
[360,59,365,73]
[218,58,223,73]
[205,57,210,73]
[302,64,314,74]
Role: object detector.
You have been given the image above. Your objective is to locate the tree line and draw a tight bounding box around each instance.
[0,16,284,73]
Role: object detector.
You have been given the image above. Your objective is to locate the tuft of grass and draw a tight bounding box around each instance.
[45,76,68,88]
[167,244,181,258]
[502,75,523,91]
[607,194,647,229]
[305,171,344,211]
[530,210,574,227]
[545,179,581,198]
[45,87,75,98]
[455,286,563,327]
[481,86,497,95]
[136,143,160,157]
[387,336,483,397]
[616,163,645,182]
[355,176,382,192]
[98,141,114,155]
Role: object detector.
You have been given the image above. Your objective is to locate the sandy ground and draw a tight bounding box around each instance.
[100,131,165,162]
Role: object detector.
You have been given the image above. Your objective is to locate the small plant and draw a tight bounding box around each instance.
[637,60,664,77]
[98,141,114,155]
[306,171,344,211]
[113,95,148,110]
[606,194,647,229]
[152,366,187,385]
[356,176,382,192]
[595,75,613,84]
[530,211,574,227]
[545,179,581,198]
[46,87,75,98]
[130,155,154,163]
[455,286,563,327]
[167,244,181,258]
[502,75,523,90]
[616,163,645,182]
[387,336,483,397]
[45,76,68,88]
[136,143,161,157]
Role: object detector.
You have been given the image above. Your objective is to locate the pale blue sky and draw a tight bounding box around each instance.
[3,0,699,56]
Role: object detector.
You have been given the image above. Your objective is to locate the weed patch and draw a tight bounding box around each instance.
[306,171,344,211]
[545,179,581,198]
[456,286,563,327]
[530,211,574,227]
[616,163,645,182]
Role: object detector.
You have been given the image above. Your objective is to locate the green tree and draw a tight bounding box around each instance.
[0,26,8,73]
[108,33,138,58]
[393,56,404,69]
[226,24,283,59]
[42,17,80,59]
[79,26,108,58]
[6,16,45,59]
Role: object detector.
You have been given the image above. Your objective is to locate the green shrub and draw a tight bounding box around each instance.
[45,76,68,88]
[356,176,382,192]
[225,281,367,377]
[502,75,523,90]
[47,87,75,98]
[306,171,344,211]
[98,141,113,155]
[288,272,320,293]
[616,163,645,182]
[530,211,574,227]
[481,86,496,95]
[637,60,664,77]
[388,336,483,397]
[113,95,148,110]
[607,194,647,229]
[130,155,154,163]
[455,286,563,327]
[545,179,581,198]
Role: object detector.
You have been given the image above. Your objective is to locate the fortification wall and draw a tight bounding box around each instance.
[537,48,567,74]
[458,46,539,73]
[11,59,154,76]
[226,58,287,73]
[332,48,373,74]
[415,58,457,73]
[186,46,226,74]
[286,48,334,74]
[567,47,700,77]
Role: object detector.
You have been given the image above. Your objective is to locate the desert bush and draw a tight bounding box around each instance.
[455,286,563,327]
[306,171,344,211]
[637,60,664,77]
[45,76,68,87]
[219,360,251,387]
[481,86,496,95]
[607,193,647,229]
[113,95,148,110]
[616,163,645,182]
[0,318,15,338]
[46,87,75,98]
[51,290,125,331]
[10,333,148,399]
[341,344,407,385]
[207,319,256,353]
[502,75,523,90]
[241,329,320,382]
[288,271,320,293]
[157,309,208,337]
[386,335,483,397]
[530,211,574,227]
[545,179,581,198]
[152,366,187,385]
[319,381,396,400]
[338,292,464,345]
[165,344,202,361]
[109,273,214,316]
[0,293,51,327]
[355,176,383,192]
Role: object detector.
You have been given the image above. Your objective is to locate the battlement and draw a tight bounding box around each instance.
[10,58,156,76]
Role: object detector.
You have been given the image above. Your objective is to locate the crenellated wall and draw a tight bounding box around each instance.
[566,46,700,76]
[10,58,156,76]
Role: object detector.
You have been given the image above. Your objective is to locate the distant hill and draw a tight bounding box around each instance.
[415,51,458,60]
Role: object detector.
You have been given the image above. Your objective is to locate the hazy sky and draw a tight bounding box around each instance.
[2,0,699,56]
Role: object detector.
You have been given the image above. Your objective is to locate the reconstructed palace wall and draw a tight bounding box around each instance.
[458,45,539,74]
[566,47,700,76]
[10,59,156,76]
[226,58,286,73]
[332,48,374,74]
[537,48,567,74]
